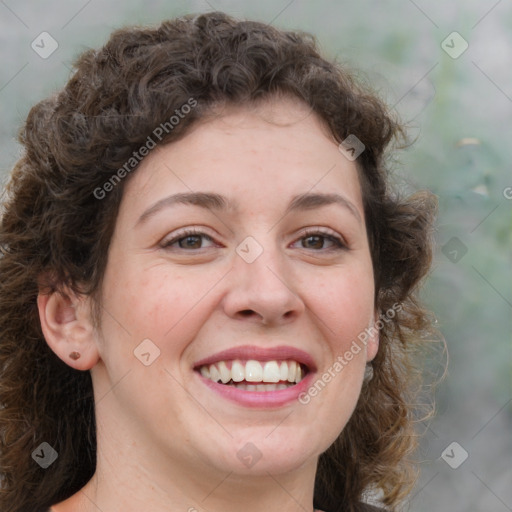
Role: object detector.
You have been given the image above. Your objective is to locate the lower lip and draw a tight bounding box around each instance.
[196,372,315,408]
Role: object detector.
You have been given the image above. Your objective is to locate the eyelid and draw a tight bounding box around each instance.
[292,226,348,250]
[160,227,222,249]
[295,226,346,242]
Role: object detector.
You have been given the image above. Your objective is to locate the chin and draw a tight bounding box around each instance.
[201,427,329,477]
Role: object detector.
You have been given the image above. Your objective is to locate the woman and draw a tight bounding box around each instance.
[0,11,441,512]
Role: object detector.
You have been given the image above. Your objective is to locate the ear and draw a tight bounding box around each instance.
[37,288,100,370]
[365,310,380,363]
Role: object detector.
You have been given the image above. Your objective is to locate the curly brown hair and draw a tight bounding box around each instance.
[0,11,443,512]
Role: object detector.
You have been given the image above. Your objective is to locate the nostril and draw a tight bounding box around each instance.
[239,310,254,317]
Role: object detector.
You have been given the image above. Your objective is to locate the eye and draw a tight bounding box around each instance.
[160,228,218,250]
[292,228,347,251]
[159,227,347,252]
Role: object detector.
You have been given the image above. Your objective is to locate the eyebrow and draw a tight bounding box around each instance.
[287,192,362,224]
[136,192,237,226]
[135,191,362,226]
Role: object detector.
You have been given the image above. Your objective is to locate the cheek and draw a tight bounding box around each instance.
[102,264,224,354]
[304,266,374,346]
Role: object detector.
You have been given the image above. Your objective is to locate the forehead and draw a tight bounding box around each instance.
[119,97,364,221]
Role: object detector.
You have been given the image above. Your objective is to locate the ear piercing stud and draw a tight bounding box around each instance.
[69,351,81,361]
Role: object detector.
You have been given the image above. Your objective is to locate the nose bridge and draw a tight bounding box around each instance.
[235,233,291,291]
[223,233,303,323]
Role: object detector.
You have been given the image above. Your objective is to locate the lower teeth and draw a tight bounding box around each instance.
[226,382,293,391]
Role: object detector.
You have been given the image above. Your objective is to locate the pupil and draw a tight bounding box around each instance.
[304,235,322,249]
[182,235,201,248]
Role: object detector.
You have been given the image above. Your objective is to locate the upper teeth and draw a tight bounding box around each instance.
[199,360,305,384]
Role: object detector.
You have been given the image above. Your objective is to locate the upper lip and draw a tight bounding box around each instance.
[193,345,317,372]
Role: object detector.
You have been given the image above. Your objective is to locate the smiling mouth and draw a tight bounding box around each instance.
[196,359,307,391]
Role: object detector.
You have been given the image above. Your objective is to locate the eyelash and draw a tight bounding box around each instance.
[160,227,347,252]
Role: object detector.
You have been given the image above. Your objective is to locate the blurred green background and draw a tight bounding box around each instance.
[1,1,510,510]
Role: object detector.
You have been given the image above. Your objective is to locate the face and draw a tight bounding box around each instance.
[90,97,378,481]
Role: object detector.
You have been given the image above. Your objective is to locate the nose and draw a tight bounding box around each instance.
[221,241,305,326]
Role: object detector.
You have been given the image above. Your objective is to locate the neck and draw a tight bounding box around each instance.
[68,456,319,512]
[53,402,319,512]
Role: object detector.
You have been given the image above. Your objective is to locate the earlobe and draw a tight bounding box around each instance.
[37,289,100,370]
[365,311,380,363]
